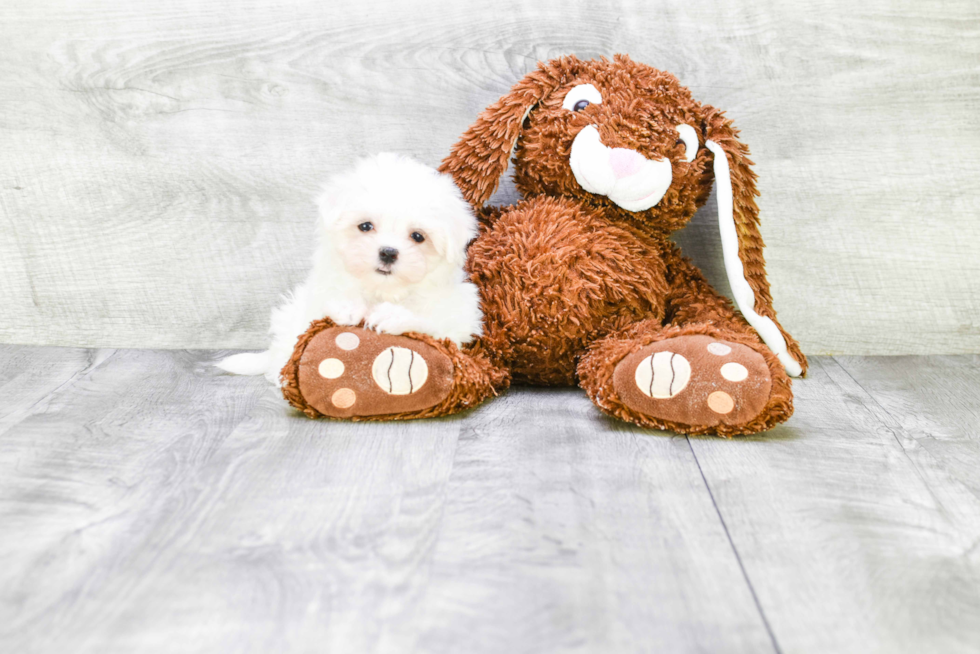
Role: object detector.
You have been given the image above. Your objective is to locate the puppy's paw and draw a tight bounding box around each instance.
[325,299,368,326]
[365,302,420,336]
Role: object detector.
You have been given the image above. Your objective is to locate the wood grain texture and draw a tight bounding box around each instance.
[406,388,776,653]
[1,1,978,353]
[689,356,980,652]
[0,348,270,652]
[2,347,980,652]
[0,345,112,433]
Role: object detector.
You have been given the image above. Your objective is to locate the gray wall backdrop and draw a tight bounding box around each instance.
[1,0,978,354]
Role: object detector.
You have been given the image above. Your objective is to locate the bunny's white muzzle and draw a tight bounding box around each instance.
[569,125,673,212]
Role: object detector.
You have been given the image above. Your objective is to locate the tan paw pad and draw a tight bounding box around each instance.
[707,391,734,414]
[335,332,360,350]
[318,358,345,379]
[634,351,691,398]
[720,362,748,382]
[707,342,731,356]
[331,388,356,408]
[371,346,429,395]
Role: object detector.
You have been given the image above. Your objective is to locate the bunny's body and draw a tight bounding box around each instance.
[469,195,670,385]
[281,55,806,436]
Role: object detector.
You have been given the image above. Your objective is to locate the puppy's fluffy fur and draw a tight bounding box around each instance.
[218,153,483,384]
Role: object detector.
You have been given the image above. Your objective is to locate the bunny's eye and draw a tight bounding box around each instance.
[562,84,603,112]
[675,124,699,163]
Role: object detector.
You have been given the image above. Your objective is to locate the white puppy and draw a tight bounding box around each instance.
[218,153,483,385]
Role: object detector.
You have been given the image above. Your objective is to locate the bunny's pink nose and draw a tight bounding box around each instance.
[608,148,646,179]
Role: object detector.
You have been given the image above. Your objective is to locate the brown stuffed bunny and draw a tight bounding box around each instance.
[281,54,807,437]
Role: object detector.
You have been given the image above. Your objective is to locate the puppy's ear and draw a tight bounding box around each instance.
[439,67,558,209]
[703,107,808,377]
[429,179,479,268]
[439,218,475,269]
[315,181,346,230]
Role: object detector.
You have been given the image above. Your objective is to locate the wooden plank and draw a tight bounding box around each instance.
[0,349,270,652]
[0,348,466,653]
[104,399,465,654]
[1,1,978,353]
[4,351,979,652]
[404,388,776,654]
[833,354,980,442]
[687,356,980,653]
[834,355,980,596]
[0,345,113,433]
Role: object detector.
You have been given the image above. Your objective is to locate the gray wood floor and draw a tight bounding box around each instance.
[1,346,978,653]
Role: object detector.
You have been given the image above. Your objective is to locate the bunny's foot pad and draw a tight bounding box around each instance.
[293,326,454,419]
[612,335,772,429]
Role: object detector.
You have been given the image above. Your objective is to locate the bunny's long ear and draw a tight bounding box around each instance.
[439,68,557,209]
[703,108,808,377]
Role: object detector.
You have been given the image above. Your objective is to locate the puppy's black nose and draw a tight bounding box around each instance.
[379,247,399,265]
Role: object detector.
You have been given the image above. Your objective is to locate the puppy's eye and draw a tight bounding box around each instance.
[358,222,374,232]
[562,84,602,112]
[410,231,425,243]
